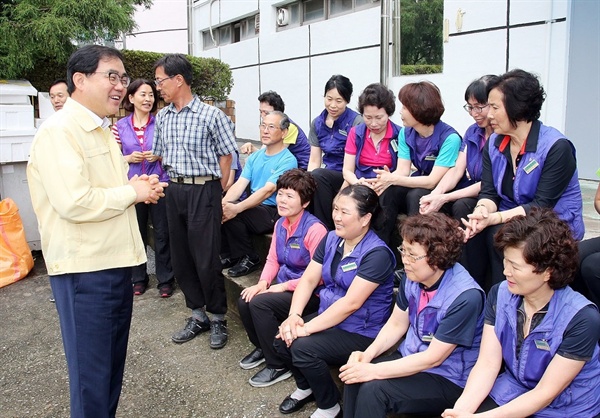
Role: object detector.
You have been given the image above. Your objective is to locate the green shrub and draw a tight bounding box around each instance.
[400,64,443,75]
[23,49,233,100]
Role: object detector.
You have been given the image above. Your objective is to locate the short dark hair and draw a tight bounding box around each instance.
[358,83,396,116]
[66,45,124,94]
[336,184,383,230]
[49,79,68,90]
[324,74,353,103]
[276,169,317,205]
[494,207,578,289]
[400,214,463,271]
[123,79,158,113]
[153,54,193,85]
[398,81,445,125]
[258,91,285,112]
[464,75,500,104]
[487,69,546,128]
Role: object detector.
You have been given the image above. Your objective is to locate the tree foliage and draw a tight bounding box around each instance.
[0,0,152,79]
[400,0,443,65]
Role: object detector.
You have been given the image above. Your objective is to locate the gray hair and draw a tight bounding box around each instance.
[268,110,290,130]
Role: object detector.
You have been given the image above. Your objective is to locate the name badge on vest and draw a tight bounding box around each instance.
[422,333,434,343]
[290,243,301,250]
[424,154,437,161]
[339,129,348,137]
[534,339,550,351]
[390,139,398,153]
[523,159,539,174]
[341,262,358,272]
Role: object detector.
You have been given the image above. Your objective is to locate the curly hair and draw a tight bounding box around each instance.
[400,213,463,270]
[494,207,578,289]
[487,69,546,128]
[398,81,444,126]
[358,83,396,116]
[276,169,317,205]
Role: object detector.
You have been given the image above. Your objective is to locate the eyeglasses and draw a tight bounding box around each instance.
[398,247,427,263]
[92,71,131,88]
[259,123,281,132]
[463,104,489,114]
[154,75,176,87]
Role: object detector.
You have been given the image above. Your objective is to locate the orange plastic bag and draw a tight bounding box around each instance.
[0,198,34,287]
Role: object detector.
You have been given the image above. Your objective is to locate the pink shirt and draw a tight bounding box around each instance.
[259,210,327,291]
[344,121,394,168]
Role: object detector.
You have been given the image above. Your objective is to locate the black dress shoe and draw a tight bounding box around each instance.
[209,320,228,349]
[249,366,292,387]
[279,393,315,414]
[220,256,239,269]
[171,317,210,343]
[227,255,261,277]
[239,347,265,370]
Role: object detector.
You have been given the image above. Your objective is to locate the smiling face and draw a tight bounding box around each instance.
[49,82,69,111]
[73,57,126,118]
[487,88,514,135]
[502,246,551,296]
[466,96,491,128]
[362,105,389,135]
[276,188,307,223]
[400,105,418,128]
[324,88,348,119]
[331,194,370,240]
[129,83,155,115]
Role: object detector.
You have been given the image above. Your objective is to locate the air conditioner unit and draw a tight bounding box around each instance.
[277,8,290,26]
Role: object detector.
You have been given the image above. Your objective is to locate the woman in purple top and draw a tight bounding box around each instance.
[112,79,174,297]
[308,75,362,230]
[443,208,600,418]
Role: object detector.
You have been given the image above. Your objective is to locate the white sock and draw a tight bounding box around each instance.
[290,387,312,400]
[310,403,340,418]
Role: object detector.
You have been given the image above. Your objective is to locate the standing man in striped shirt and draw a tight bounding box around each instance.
[152,54,238,349]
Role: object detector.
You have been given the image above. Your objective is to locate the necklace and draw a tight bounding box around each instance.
[342,240,356,258]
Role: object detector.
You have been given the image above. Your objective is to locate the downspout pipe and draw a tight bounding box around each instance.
[392,0,401,76]
[187,0,194,54]
[380,0,391,85]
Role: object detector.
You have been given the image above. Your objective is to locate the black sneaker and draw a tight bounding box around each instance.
[220,256,240,269]
[158,283,174,298]
[227,255,261,277]
[249,366,292,388]
[171,317,210,344]
[239,348,265,370]
[210,320,228,349]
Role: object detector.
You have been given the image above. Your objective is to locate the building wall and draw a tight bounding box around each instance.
[193,0,598,178]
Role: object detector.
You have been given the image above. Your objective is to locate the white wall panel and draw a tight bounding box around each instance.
[220,38,260,68]
[260,26,311,63]
[510,0,568,26]
[125,31,188,54]
[230,66,261,140]
[445,0,506,34]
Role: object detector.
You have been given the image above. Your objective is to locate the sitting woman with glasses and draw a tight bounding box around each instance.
[274,184,395,418]
[368,81,462,247]
[112,79,174,297]
[463,69,584,286]
[443,208,600,418]
[340,213,485,418]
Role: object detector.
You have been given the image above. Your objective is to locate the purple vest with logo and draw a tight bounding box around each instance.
[275,210,323,284]
[287,118,311,170]
[400,263,484,387]
[319,230,394,338]
[488,122,584,240]
[313,107,360,171]
[404,120,459,176]
[353,121,400,179]
[116,114,169,182]
[491,282,600,416]
[455,123,486,190]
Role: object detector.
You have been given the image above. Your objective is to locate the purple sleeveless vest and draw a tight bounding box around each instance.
[488,121,584,240]
[313,107,360,171]
[404,120,459,176]
[352,121,400,179]
[287,118,310,170]
[455,123,486,190]
[275,210,323,284]
[400,263,484,387]
[491,282,600,416]
[319,230,394,338]
[116,114,169,182]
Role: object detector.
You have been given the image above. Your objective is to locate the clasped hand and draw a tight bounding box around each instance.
[276,315,308,347]
[130,174,167,204]
[366,166,394,196]
[339,351,377,384]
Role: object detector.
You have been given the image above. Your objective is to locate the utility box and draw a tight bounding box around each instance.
[0,80,40,250]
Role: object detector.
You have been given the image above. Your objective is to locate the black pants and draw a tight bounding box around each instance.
[462,224,504,291]
[274,319,374,409]
[237,291,320,369]
[576,237,600,306]
[132,195,174,287]
[377,185,428,246]
[166,181,227,314]
[343,352,465,417]
[310,168,344,230]
[222,204,279,259]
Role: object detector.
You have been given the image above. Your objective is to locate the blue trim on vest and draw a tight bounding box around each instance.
[314,107,360,171]
[404,121,459,176]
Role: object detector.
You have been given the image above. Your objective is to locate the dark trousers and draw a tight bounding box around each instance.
[576,237,600,306]
[132,195,174,287]
[462,224,504,291]
[310,168,344,230]
[343,352,464,418]
[166,181,227,314]
[274,321,374,409]
[377,185,427,246]
[51,268,133,418]
[222,204,279,259]
[238,291,320,368]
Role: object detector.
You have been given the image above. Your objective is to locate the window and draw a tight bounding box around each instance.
[277,0,378,30]
[304,0,325,22]
[202,14,259,50]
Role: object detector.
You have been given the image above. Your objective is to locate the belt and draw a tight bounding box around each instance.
[172,175,217,185]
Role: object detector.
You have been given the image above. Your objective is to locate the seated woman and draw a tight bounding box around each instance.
[342,83,401,187]
[369,81,462,246]
[340,213,485,418]
[308,75,362,230]
[443,208,600,418]
[463,69,584,286]
[237,169,327,388]
[274,185,395,418]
